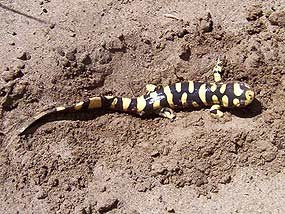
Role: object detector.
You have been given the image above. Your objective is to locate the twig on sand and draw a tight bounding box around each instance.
[163,13,180,20]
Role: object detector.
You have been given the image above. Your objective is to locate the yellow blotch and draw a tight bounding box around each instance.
[175,82,182,93]
[214,73,222,82]
[188,81,194,93]
[110,98,118,109]
[74,101,84,110]
[233,98,240,107]
[192,101,199,107]
[233,83,243,97]
[222,95,229,107]
[210,83,217,92]
[146,84,157,92]
[212,95,219,104]
[181,92,188,107]
[220,84,227,94]
[122,97,132,111]
[198,83,208,105]
[88,97,102,109]
[136,96,147,112]
[163,86,175,108]
[56,106,66,111]
[153,100,161,109]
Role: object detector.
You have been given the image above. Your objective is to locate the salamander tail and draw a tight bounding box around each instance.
[18,96,104,135]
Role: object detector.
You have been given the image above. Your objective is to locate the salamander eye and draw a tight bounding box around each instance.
[245,90,255,105]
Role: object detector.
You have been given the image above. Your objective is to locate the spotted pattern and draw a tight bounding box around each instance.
[18,80,254,135]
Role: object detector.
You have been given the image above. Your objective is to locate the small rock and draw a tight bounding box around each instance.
[16,50,31,61]
[268,10,285,27]
[49,23,56,29]
[151,163,167,175]
[177,28,189,38]
[136,183,148,192]
[246,5,263,21]
[166,207,175,213]
[106,38,125,52]
[2,68,23,82]
[64,183,72,191]
[79,53,92,65]
[256,140,278,162]
[56,47,65,56]
[219,175,231,184]
[150,150,160,158]
[246,21,264,35]
[61,58,71,67]
[165,33,175,41]
[13,62,25,70]
[36,189,48,199]
[244,52,263,69]
[95,49,112,64]
[118,33,124,41]
[50,178,59,187]
[12,32,17,36]
[97,197,119,213]
[263,151,277,162]
[74,205,89,214]
[8,41,15,46]
[178,43,191,61]
[99,186,106,192]
[66,50,76,61]
[199,12,213,33]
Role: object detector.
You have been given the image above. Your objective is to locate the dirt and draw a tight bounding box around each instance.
[1,0,285,213]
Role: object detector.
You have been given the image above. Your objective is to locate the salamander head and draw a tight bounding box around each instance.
[233,82,255,107]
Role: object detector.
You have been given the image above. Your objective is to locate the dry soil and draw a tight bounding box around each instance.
[1,0,285,213]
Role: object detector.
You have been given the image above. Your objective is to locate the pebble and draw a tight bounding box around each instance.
[36,189,48,199]
[166,207,175,213]
[106,38,125,52]
[95,49,112,64]
[150,150,160,158]
[2,68,23,82]
[56,47,65,56]
[219,175,231,184]
[79,53,92,65]
[244,52,263,69]
[97,197,119,213]
[177,28,189,38]
[8,41,15,46]
[178,43,191,61]
[16,50,31,61]
[256,140,278,162]
[246,5,263,21]
[199,12,213,33]
[66,50,76,61]
[14,62,25,70]
[268,10,285,27]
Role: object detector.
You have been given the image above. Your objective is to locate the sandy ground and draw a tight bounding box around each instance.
[1,0,285,213]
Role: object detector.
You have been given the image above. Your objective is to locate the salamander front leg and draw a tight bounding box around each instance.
[213,58,223,82]
[210,105,224,118]
[158,107,176,121]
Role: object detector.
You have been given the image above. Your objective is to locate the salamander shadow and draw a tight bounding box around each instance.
[229,99,262,118]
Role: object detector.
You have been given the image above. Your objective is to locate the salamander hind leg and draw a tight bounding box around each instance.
[157,107,176,121]
[213,58,223,82]
[210,105,224,119]
[146,84,158,94]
